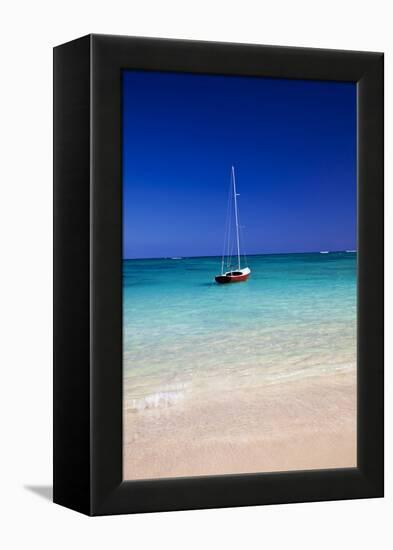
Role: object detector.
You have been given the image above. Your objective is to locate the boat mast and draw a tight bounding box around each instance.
[232,166,241,270]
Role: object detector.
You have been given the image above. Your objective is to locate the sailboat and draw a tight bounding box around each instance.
[215,166,251,284]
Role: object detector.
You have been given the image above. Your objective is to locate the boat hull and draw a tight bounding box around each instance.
[215,273,250,284]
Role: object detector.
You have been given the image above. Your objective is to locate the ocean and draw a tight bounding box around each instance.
[123,252,357,413]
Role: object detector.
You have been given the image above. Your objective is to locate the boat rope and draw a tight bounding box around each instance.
[239,223,248,269]
[222,173,233,274]
[236,200,248,269]
[221,166,248,275]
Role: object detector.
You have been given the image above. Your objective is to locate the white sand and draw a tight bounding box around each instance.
[123,370,356,480]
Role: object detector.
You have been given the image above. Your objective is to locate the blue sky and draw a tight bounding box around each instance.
[123,70,356,259]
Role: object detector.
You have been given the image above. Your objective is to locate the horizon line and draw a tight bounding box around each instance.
[124,249,357,261]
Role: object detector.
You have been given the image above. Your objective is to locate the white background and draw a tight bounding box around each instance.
[0,1,390,548]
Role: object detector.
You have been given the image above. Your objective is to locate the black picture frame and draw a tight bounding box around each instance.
[53,34,384,516]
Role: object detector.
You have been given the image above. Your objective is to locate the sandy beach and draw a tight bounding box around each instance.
[123,370,356,480]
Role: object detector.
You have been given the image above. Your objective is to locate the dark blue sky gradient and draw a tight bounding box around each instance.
[123,70,356,259]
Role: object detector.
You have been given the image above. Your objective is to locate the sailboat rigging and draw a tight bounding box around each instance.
[215,166,251,284]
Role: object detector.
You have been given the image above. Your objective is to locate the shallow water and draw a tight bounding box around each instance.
[123,252,356,411]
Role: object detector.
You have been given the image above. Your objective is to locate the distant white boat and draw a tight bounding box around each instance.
[215,166,250,284]
[346,250,356,253]
[320,251,329,254]
[171,257,183,260]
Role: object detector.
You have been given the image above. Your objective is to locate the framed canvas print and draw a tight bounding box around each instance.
[53,34,384,515]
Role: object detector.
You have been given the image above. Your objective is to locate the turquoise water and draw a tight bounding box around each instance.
[123,252,356,411]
